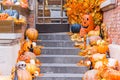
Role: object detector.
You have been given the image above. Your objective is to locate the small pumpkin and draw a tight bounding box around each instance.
[71,24,81,33]
[17,54,30,63]
[26,63,40,75]
[26,28,39,41]
[89,36,101,46]
[97,45,108,54]
[96,40,109,54]
[35,59,41,65]
[21,40,32,52]
[6,16,13,20]
[33,46,41,55]
[88,30,100,37]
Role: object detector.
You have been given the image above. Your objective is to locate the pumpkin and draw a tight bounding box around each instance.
[96,40,109,53]
[21,40,32,52]
[24,51,36,59]
[35,59,41,65]
[17,69,32,80]
[2,0,13,6]
[94,61,104,69]
[71,24,81,33]
[101,68,120,80]
[0,13,9,20]
[88,30,100,37]
[89,36,101,46]
[83,69,100,80]
[91,53,107,67]
[20,0,28,8]
[80,14,94,37]
[33,46,41,55]
[97,45,108,54]
[91,53,106,62]
[6,16,13,20]
[17,54,30,63]
[26,63,40,76]
[26,28,39,41]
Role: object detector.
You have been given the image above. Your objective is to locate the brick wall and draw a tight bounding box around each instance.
[103,0,120,44]
[28,11,35,28]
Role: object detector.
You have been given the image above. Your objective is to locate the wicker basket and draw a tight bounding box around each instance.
[0,20,14,33]
[0,20,23,33]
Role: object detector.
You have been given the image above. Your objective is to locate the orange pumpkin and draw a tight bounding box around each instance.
[26,63,40,76]
[17,69,32,80]
[26,28,39,41]
[33,46,41,55]
[97,45,108,54]
[17,54,30,63]
[21,40,32,52]
[80,14,94,37]
[35,59,41,65]
[102,68,120,80]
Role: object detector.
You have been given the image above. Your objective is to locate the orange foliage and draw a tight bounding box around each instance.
[64,0,105,25]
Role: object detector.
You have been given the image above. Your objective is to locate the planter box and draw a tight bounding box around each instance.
[100,0,116,11]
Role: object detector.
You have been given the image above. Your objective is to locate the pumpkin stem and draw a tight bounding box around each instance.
[24,24,30,40]
[89,61,93,70]
[29,44,33,52]
[106,52,110,58]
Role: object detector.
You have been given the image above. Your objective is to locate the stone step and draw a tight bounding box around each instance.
[40,63,88,74]
[38,33,71,40]
[37,40,74,47]
[37,55,85,64]
[41,47,80,55]
[34,73,83,80]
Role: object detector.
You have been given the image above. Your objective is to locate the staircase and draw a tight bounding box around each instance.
[34,33,88,80]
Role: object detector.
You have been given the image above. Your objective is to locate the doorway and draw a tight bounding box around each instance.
[35,0,70,33]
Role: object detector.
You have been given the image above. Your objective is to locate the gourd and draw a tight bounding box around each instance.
[33,46,41,55]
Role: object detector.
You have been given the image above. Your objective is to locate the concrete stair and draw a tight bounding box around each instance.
[37,40,74,47]
[37,55,85,63]
[38,33,71,40]
[41,47,80,55]
[35,33,88,80]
